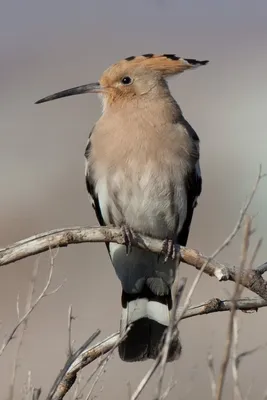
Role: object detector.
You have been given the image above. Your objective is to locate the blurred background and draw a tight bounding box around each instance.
[1,0,267,398]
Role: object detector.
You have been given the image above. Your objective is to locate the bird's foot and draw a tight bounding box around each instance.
[121,224,135,255]
[161,238,179,263]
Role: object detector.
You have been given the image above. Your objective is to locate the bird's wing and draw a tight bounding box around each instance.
[177,119,202,246]
[84,128,106,227]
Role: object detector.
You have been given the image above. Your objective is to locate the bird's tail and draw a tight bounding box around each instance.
[118,285,181,362]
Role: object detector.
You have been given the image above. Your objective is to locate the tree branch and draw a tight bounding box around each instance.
[46,295,267,400]
[216,216,253,400]
[1,225,267,300]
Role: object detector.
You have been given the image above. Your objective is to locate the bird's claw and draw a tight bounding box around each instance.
[161,238,179,263]
[121,225,135,255]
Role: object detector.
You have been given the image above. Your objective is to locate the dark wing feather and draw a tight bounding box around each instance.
[84,129,106,227]
[177,164,202,246]
[85,129,111,255]
[177,118,202,246]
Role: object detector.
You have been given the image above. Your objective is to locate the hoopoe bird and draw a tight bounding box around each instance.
[36,53,208,362]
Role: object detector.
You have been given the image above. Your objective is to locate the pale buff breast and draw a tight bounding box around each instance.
[89,112,193,239]
[95,160,187,238]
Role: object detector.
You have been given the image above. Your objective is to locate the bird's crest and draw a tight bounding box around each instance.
[108,53,209,77]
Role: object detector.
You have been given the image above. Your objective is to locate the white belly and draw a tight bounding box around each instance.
[95,165,187,239]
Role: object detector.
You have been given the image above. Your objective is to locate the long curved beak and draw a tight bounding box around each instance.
[35,82,102,104]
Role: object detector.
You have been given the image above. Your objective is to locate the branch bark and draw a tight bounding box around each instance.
[1,225,267,300]
[46,296,266,400]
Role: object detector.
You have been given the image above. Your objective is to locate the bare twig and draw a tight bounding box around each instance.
[154,278,186,400]
[32,388,42,400]
[67,305,74,357]
[22,371,41,400]
[24,371,33,400]
[9,262,39,400]
[182,297,266,318]
[258,262,267,275]
[71,374,82,400]
[131,357,162,400]
[46,330,101,400]
[249,238,263,271]
[84,327,131,400]
[45,293,267,400]
[177,166,264,325]
[232,316,266,400]
[236,343,267,366]
[232,316,243,400]
[216,217,253,400]
[207,353,217,400]
[0,253,62,357]
[160,379,177,400]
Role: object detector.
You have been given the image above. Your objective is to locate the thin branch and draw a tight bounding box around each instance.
[46,330,101,400]
[232,316,243,400]
[159,379,177,400]
[207,353,217,400]
[45,294,267,400]
[84,327,131,400]
[236,342,267,367]
[131,356,162,400]
[249,238,263,271]
[154,278,186,400]
[176,166,264,324]
[232,318,266,400]
[24,371,33,400]
[256,261,267,275]
[67,305,74,357]
[22,370,41,400]
[0,254,62,357]
[71,374,82,400]
[181,297,266,318]
[32,388,42,400]
[216,217,253,400]
[9,261,39,400]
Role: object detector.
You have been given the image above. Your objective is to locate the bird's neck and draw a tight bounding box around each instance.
[102,91,182,125]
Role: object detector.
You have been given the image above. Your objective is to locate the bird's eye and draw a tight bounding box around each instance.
[121,76,132,85]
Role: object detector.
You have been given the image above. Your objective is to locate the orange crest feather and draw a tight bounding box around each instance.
[116,54,209,76]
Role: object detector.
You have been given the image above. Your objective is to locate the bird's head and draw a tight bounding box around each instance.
[35,54,209,108]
